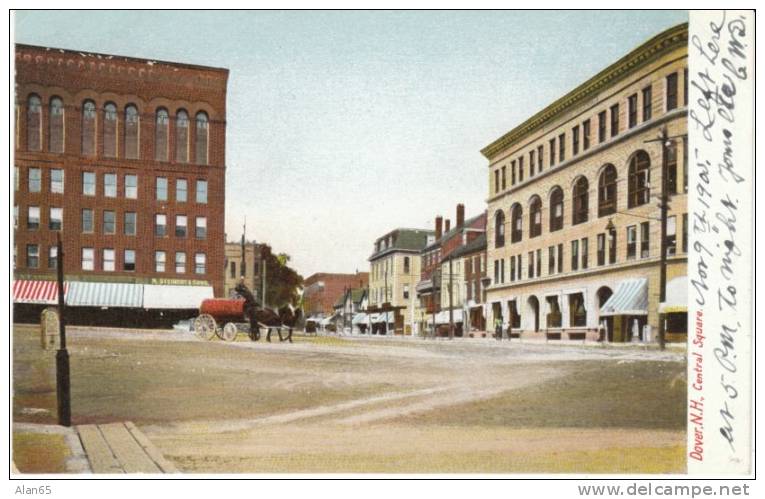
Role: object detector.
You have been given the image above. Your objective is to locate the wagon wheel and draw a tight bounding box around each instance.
[194,314,217,341]
[219,322,238,342]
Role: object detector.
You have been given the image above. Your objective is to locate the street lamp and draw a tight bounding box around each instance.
[55,232,71,426]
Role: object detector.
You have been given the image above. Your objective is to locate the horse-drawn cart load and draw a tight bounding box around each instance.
[192,281,302,343]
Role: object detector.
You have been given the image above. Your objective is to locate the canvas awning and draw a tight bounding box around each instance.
[320,313,338,325]
[142,284,213,309]
[371,312,394,323]
[66,281,143,308]
[352,313,368,324]
[659,276,688,313]
[415,279,435,293]
[13,280,68,304]
[435,308,464,324]
[599,278,648,316]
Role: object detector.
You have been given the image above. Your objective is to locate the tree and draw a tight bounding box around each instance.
[260,244,303,307]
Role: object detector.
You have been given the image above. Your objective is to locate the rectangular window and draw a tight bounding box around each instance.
[549,138,556,166]
[511,160,516,185]
[500,258,505,283]
[102,249,115,271]
[49,207,63,230]
[48,246,58,269]
[155,251,166,272]
[666,216,677,256]
[177,178,188,202]
[557,244,563,274]
[26,244,39,268]
[28,167,42,192]
[196,217,207,239]
[494,260,499,284]
[627,225,637,260]
[583,119,591,150]
[519,156,524,182]
[156,177,168,201]
[572,125,579,155]
[529,150,535,176]
[536,248,541,277]
[124,212,136,236]
[642,85,653,121]
[14,205,18,229]
[82,247,94,271]
[683,138,689,193]
[103,210,116,234]
[83,172,96,196]
[640,221,650,258]
[537,145,544,172]
[27,206,40,230]
[608,229,617,264]
[558,133,565,162]
[81,209,93,233]
[403,284,409,300]
[571,239,579,271]
[51,169,64,193]
[195,253,206,274]
[175,252,186,273]
[684,68,689,105]
[628,93,638,128]
[510,255,516,282]
[548,246,555,275]
[597,233,606,266]
[666,72,678,110]
[610,104,619,137]
[501,166,506,190]
[155,214,167,237]
[124,249,136,271]
[196,180,208,204]
[598,111,607,142]
[494,169,500,194]
[528,251,534,278]
[682,214,688,253]
[175,215,187,238]
[516,254,522,281]
[581,238,588,269]
[667,143,678,194]
[104,173,117,197]
[125,174,138,199]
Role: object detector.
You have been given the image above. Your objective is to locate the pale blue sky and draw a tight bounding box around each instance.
[14,10,688,277]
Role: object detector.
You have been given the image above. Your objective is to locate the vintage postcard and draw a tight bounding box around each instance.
[6,7,755,492]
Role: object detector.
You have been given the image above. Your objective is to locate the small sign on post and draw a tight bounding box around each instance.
[40,307,60,350]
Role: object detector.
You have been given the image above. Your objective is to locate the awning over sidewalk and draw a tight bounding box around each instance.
[435,308,464,324]
[66,281,143,308]
[13,280,68,304]
[142,284,213,309]
[371,312,394,323]
[659,276,688,313]
[415,279,435,293]
[599,278,648,316]
[352,313,368,324]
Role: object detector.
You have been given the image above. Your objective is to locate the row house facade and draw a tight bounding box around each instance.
[13,44,228,320]
[368,228,434,335]
[483,23,688,342]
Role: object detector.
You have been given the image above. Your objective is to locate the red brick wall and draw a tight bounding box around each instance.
[303,272,369,316]
[13,45,228,296]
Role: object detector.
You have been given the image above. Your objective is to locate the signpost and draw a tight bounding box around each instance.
[55,232,71,426]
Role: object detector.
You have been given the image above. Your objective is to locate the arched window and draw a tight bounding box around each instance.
[27,95,42,152]
[549,186,564,232]
[81,100,97,156]
[195,112,208,165]
[529,196,542,238]
[176,110,189,163]
[125,105,140,159]
[494,210,505,248]
[49,97,64,153]
[155,108,169,161]
[404,256,410,274]
[628,151,651,208]
[572,177,589,225]
[598,164,617,217]
[103,102,118,158]
[510,204,523,243]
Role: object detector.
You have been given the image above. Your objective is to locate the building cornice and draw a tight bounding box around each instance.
[480,23,688,160]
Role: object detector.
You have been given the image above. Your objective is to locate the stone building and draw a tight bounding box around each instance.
[368,228,434,335]
[13,44,228,323]
[483,23,688,342]
[223,240,262,299]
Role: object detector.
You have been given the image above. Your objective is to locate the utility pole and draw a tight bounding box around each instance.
[657,127,669,351]
[55,232,71,426]
[261,245,267,309]
[448,255,454,340]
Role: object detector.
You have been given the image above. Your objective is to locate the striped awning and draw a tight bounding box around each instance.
[599,278,648,316]
[659,276,688,313]
[352,313,368,324]
[142,284,213,309]
[435,308,464,324]
[371,311,394,323]
[66,281,143,308]
[13,280,68,304]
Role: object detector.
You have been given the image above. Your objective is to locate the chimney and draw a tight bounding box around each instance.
[435,216,443,240]
[445,219,451,233]
[456,203,465,228]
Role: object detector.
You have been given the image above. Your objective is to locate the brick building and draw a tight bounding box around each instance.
[13,44,228,321]
[483,24,688,342]
[302,272,369,318]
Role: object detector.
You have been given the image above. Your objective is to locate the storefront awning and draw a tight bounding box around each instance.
[600,278,648,316]
[352,313,368,324]
[659,276,688,313]
[66,281,143,308]
[320,313,338,325]
[142,284,213,309]
[435,308,464,324]
[13,280,68,304]
[371,311,394,323]
[415,279,434,293]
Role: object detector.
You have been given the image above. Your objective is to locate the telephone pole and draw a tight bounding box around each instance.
[657,127,670,351]
[448,255,454,340]
[55,232,71,426]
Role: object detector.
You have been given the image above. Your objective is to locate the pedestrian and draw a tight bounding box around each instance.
[494,316,502,340]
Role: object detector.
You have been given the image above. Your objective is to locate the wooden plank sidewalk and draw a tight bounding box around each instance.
[77,421,178,474]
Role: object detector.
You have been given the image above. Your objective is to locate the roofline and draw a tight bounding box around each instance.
[480,22,688,160]
[15,43,230,75]
[368,247,424,262]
